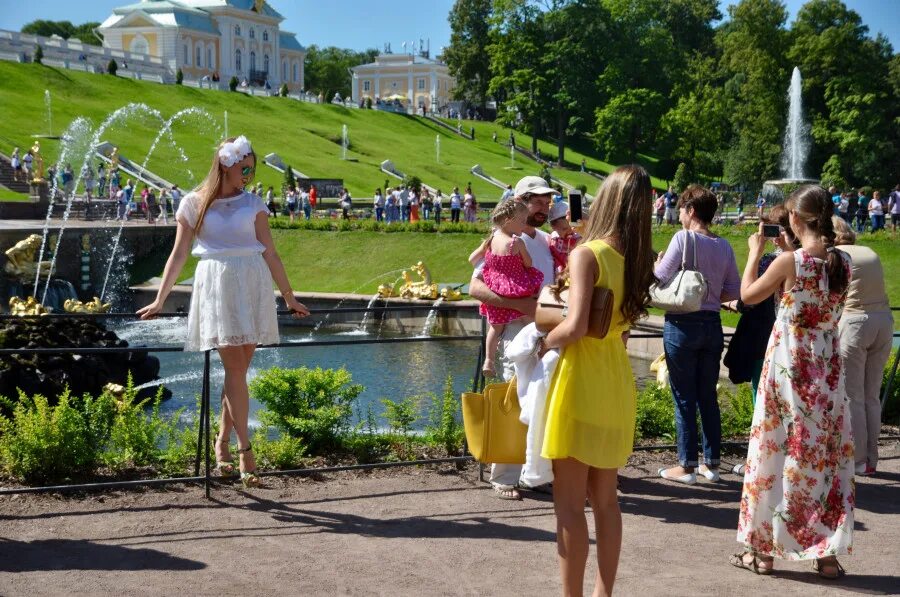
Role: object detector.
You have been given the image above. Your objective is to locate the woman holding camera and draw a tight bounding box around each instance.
[540,165,657,597]
[732,186,853,579]
[655,186,741,485]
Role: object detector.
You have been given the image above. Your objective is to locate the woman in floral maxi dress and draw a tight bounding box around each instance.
[731,186,853,580]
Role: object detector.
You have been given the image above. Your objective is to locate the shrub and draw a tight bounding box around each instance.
[883,358,900,424]
[365,97,373,109]
[107,59,117,75]
[249,366,363,454]
[0,389,116,483]
[101,383,177,471]
[634,382,675,442]
[252,426,306,470]
[34,45,43,65]
[673,162,689,192]
[720,384,755,438]
[175,68,183,84]
[279,83,289,97]
[402,175,422,194]
[423,376,465,455]
[229,75,239,91]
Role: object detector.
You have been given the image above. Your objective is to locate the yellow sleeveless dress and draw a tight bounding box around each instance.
[541,239,637,469]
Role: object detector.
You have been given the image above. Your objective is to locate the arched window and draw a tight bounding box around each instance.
[250,51,256,72]
[263,30,269,41]
[293,62,298,82]
[207,47,213,70]
[282,60,287,80]
[234,24,241,36]
[249,28,255,39]
[235,48,242,71]
[195,44,202,68]
[129,35,149,55]
[183,44,189,65]
[263,54,269,73]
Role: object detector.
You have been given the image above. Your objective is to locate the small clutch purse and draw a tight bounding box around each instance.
[535,285,614,339]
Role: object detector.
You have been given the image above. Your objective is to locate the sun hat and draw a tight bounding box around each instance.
[548,201,569,222]
[514,175,555,198]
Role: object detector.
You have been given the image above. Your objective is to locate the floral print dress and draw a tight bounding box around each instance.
[736,249,854,560]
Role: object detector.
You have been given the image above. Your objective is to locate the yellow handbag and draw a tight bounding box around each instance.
[461,378,527,464]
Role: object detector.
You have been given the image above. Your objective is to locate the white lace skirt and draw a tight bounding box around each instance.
[185,252,280,352]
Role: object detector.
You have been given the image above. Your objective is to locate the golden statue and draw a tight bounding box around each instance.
[440,287,463,301]
[64,297,111,314]
[30,139,44,182]
[9,296,50,316]
[378,262,452,300]
[5,233,51,279]
[108,146,120,174]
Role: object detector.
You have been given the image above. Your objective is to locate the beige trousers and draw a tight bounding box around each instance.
[839,311,894,468]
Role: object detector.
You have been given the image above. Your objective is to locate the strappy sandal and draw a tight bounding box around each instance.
[215,438,235,476]
[237,443,260,488]
[813,558,846,580]
[729,552,773,575]
[492,484,521,500]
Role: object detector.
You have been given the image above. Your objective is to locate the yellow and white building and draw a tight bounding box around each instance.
[98,0,305,90]
[350,52,455,112]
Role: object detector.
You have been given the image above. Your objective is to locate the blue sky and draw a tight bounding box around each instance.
[0,0,896,54]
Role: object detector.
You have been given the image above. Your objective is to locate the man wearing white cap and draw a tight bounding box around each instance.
[469,175,556,500]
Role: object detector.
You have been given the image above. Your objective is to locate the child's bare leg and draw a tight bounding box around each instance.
[483,323,505,377]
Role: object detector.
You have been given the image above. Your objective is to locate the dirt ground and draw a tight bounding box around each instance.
[1,444,898,597]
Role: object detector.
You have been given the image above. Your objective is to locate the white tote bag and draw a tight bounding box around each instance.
[649,231,708,313]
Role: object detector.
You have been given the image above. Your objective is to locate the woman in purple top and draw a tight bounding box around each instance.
[655,185,741,485]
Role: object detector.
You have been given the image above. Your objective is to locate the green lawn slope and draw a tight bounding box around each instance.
[0,61,638,200]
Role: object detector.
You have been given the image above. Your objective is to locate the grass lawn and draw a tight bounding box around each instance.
[0,61,637,202]
[173,225,899,328]
[0,188,30,201]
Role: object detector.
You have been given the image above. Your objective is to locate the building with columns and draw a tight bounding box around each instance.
[98,0,305,90]
[350,52,455,112]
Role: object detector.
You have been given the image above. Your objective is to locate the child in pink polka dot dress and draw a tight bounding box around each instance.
[470,200,544,376]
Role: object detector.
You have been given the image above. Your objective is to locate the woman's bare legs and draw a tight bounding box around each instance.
[483,322,505,377]
[553,457,590,597]
[217,344,257,473]
[587,467,622,597]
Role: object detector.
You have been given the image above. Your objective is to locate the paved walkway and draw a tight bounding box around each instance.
[0,446,897,596]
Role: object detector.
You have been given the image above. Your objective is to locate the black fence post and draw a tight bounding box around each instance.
[194,361,207,478]
[203,350,212,499]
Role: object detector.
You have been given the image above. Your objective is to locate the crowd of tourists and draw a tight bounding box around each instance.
[468,170,894,593]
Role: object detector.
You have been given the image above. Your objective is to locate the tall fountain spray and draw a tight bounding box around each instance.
[435,135,440,164]
[341,124,349,160]
[224,110,228,139]
[781,67,810,180]
[44,90,52,136]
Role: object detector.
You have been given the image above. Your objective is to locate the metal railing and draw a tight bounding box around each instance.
[0,304,487,497]
[0,305,897,497]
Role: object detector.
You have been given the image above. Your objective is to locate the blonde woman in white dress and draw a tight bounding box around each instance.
[138,136,309,487]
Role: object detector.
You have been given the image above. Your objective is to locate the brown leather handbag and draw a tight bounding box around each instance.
[535,285,614,339]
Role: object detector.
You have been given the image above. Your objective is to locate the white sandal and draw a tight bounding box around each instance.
[658,467,696,485]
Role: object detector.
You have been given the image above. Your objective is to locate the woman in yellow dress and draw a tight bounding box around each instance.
[539,165,656,596]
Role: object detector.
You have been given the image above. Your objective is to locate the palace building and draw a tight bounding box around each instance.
[350,51,455,112]
[98,0,305,90]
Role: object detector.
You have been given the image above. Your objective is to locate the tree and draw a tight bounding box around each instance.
[283,165,296,192]
[788,0,898,188]
[717,0,790,187]
[106,59,117,75]
[229,75,239,91]
[34,45,43,65]
[673,162,689,192]
[279,83,289,97]
[303,46,378,99]
[22,20,101,46]
[594,88,665,160]
[444,0,493,109]
[175,68,183,84]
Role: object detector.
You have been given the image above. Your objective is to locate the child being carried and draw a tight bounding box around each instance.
[469,201,545,376]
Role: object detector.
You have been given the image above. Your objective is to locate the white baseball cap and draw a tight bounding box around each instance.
[549,201,569,222]
[514,175,555,198]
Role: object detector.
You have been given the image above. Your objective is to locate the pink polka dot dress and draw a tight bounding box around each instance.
[479,237,545,325]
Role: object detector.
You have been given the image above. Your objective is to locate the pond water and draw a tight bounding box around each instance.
[110,318,658,430]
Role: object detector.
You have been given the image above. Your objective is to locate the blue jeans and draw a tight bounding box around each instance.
[375,207,384,221]
[303,205,311,220]
[663,311,724,468]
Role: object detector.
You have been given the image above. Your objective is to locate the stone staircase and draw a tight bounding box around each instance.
[0,151,34,195]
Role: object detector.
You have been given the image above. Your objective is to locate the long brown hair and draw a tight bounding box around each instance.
[193,137,257,233]
[554,165,656,326]
[785,185,849,296]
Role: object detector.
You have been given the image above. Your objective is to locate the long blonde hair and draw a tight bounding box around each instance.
[554,165,656,326]
[193,137,256,233]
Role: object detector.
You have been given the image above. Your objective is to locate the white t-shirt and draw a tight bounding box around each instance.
[175,191,268,257]
[868,198,883,216]
[472,228,554,289]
